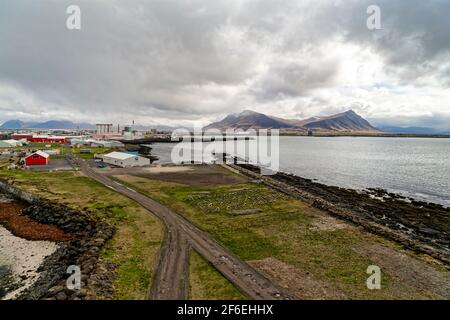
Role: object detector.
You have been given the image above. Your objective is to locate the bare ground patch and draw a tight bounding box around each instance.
[354,244,450,299]
[248,257,347,300]
[132,165,248,187]
[0,202,73,241]
[310,213,350,231]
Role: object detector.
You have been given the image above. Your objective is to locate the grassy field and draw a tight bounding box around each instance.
[189,250,247,300]
[0,170,164,300]
[114,172,449,300]
[0,142,63,151]
[69,147,112,159]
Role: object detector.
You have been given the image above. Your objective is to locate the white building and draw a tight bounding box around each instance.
[0,140,23,147]
[101,152,150,168]
[70,139,124,148]
[91,140,124,148]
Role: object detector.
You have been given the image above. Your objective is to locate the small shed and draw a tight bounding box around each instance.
[25,151,50,166]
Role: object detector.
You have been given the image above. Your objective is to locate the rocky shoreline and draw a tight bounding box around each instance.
[0,182,116,300]
[232,164,450,265]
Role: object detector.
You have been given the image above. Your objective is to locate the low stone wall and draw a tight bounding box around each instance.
[0,179,116,300]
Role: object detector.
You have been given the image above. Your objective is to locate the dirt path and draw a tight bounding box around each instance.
[149,225,190,300]
[71,157,292,300]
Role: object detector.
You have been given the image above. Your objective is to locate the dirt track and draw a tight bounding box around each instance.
[71,157,293,300]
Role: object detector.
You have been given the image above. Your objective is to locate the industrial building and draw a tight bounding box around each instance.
[70,139,124,148]
[11,134,67,144]
[28,135,68,143]
[101,152,150,168]
[0,140,23,147]
[25,151,50,166]
[90,140,124,148]
[96,124,113,135]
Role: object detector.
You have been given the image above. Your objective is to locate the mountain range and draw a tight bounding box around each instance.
[376,126,443,135]
[2,111,449,135]
[204,109,379,132]
[0,120,174,132]
[0,120,95,130]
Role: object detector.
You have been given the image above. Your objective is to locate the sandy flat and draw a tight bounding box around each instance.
[0,225,58,300]
[142,166,194,174]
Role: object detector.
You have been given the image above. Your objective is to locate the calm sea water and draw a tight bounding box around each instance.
[151,137,450,206]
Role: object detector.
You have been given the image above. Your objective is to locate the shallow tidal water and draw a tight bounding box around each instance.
[151,136,450,206]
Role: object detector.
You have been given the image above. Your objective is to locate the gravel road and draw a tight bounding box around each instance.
[71,156,293,300]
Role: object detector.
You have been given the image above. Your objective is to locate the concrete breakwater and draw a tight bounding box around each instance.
[0,180,115,300]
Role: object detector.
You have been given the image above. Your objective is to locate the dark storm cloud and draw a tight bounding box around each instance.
[0,0,449,126]
[251,59,339,101]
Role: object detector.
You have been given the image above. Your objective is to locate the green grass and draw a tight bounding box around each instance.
[70,147,111,159]
[189,250,247,300]
[0,142,63,151]
[113,173,445,300]
[0,170,164,300]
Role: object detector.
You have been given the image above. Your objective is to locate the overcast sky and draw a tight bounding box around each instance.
[1,0,449,129]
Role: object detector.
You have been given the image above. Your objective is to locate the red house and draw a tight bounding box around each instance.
[25,151,50,166]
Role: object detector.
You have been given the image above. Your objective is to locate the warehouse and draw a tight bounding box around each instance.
[25,151,50,166]
[0,140,23,147]
[28,135,67,144]
[90,140,124,148]
[101,152,150,168]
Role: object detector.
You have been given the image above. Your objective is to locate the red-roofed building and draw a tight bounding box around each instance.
[28,136,67,143]
[11,134,33,141]
[25,151,50,166]
[11,134,67,144]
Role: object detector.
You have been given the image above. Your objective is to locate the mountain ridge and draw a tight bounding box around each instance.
[0,119,176,132]
[204,109,380,132]
[0,120,95,130]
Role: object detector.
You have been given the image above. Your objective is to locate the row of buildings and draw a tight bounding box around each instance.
[0,139,26,147]
[11,134,68,144]
[0,123,168,168]
[20,150,150,168]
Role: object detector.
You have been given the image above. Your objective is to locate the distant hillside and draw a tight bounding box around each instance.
[31,120,95,130]
[377,126,439,135]
[0,119,174,131]
[302,110,378,132]
[0,120,95,130]
[204,110,302,131]
[204,109,378,132]
[0,120,29,129]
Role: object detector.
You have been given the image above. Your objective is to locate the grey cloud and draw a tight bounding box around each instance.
[0,0,449,126]
[370,113,450,131]
[251,59,339,101]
